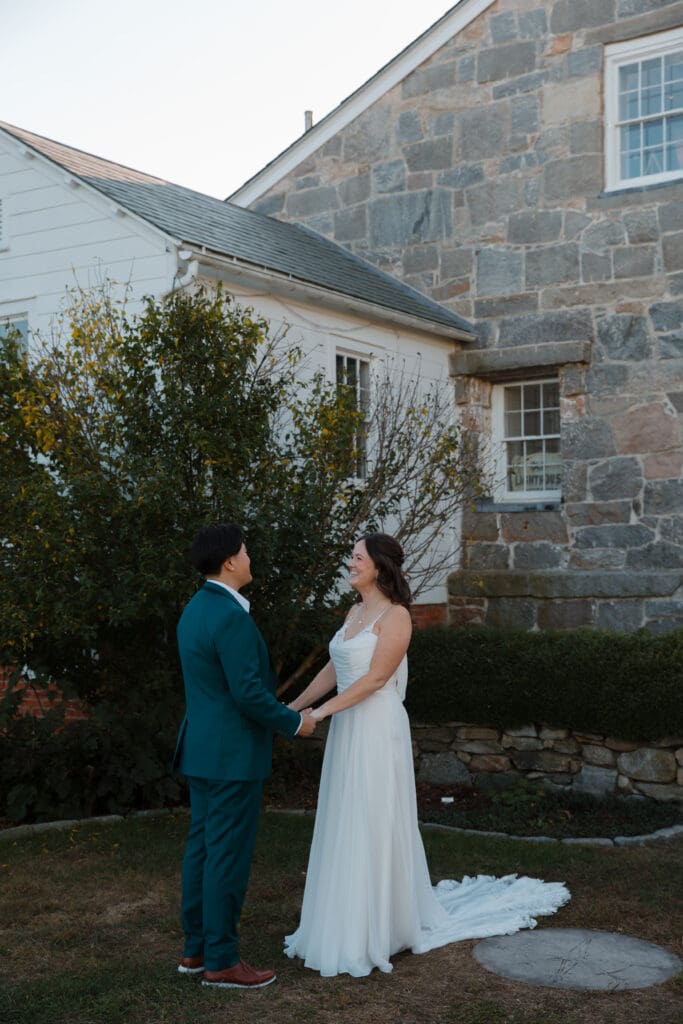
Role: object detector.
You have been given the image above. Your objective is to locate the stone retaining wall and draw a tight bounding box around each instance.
[412,720,683,803]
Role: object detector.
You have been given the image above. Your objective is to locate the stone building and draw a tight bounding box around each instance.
[232,0,683,634]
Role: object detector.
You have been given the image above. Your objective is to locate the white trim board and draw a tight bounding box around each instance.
[0,125,181,256]
[176,249,475,343]
[229,0,496,207]
[604,25,683,193]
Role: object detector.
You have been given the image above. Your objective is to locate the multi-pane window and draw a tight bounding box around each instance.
[494,379,561,501]
[335,352,370,478]
[606,28,683,190]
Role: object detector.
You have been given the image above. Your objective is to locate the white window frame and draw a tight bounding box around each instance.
[0,194,8,252]
[491,377,561,504]
[335,349,371,480]
[0,315,29,352]
[605,26,683,192]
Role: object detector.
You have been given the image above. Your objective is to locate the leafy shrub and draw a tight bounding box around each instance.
[0,285,485,706]
[0,284,488,823]
[0,680,181,823]
[406,626,683,741]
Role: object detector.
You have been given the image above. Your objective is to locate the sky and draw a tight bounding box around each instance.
[2,0,458,200]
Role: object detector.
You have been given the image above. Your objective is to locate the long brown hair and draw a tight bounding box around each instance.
[360,533,411,610]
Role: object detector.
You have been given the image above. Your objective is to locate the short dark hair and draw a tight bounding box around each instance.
[361,533,412,609]
[190,523,244,576]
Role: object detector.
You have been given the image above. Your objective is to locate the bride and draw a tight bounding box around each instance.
[285,533,570,978]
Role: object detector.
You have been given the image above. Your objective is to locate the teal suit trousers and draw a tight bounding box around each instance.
[181,777,262,969]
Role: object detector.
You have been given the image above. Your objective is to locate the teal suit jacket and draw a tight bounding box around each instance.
[173,581,300,781]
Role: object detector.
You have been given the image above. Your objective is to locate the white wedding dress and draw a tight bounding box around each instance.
[284,617,570,977]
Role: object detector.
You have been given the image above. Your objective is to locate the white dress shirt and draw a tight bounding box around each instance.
[209,577,250,612]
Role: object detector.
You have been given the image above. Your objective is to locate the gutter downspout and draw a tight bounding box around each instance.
[172,255,200,291]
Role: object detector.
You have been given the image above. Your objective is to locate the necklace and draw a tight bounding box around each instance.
[355,597,391,627]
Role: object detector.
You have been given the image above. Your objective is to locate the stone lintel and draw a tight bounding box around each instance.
[585,3,683,47]
[448,570,683,599]
[450,340,591,378]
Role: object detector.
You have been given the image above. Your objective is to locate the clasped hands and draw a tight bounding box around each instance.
[296,705,327,736]
[297,708,318,737]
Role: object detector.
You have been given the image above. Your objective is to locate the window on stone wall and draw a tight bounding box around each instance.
[336,351,370,479]
[492,378,561,503]
[605,26,683,191]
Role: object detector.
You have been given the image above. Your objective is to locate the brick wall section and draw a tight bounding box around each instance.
[0,667,88,723]
[411,603,447,628]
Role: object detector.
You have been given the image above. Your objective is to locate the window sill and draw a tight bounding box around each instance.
[599,176,683,199]
[475,498,562,513]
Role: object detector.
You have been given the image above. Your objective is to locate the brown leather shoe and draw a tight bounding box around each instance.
[177,955,204,974]
[201,960,276,989]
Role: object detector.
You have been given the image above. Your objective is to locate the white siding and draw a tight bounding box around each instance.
[207,269,458,604]
[0,137,175,340]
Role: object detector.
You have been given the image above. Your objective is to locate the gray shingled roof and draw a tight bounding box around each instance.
[0,122,474,338]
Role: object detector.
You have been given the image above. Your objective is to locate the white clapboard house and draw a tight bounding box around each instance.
[0,121,477,610]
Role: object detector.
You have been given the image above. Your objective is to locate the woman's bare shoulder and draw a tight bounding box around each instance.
[380,603,412,629]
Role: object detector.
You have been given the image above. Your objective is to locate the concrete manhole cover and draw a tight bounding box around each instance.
[473,928,682,991]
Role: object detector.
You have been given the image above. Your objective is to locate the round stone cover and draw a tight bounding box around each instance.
[474,928,682,991]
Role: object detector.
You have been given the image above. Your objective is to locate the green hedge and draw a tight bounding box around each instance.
[4,625,682,824]
[405,626,683,742]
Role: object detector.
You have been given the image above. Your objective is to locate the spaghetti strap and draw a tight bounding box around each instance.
[341,603,393,642]
[367,605,391,632]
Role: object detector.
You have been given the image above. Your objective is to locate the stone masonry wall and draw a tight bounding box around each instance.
[413,720,683,803]
[251,0,683,633]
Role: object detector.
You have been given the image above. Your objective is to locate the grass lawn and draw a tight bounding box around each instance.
[1,811,682,1024]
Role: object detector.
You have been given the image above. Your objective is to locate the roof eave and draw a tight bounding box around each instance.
[0,123,475,343]
[172,246,477,344]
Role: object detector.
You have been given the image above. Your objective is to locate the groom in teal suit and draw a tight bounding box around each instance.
[174,523,316,989]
